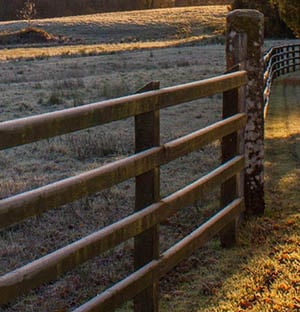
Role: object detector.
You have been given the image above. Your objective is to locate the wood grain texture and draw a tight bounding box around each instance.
[134,81,160,312]
[227,10,265,215]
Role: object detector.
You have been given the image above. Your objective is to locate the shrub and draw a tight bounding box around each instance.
[48,93,61,105]
[274,0,300,37]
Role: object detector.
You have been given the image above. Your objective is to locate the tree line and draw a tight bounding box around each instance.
[0,0,229,21]
[0,0,298,38]
[231,0,299,37]
[274,0,299,37]
[0,0,144,20]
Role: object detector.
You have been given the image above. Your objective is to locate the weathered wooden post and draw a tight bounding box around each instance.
[286,46,290,74]
[220,66,243,247]
[281,47,285,75]
[134,81,160,312]
[226,10,265,215]
[292,45,297,72]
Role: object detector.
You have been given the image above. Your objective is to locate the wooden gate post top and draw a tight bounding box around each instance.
[226,10,264,68]
[226,9,265,215]
[227,9,264,26]
[227,9,264,31]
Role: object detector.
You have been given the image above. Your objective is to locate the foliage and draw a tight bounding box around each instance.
[230,0,294,38]
[273,0,300,37]
[1,0,230,21]
[1,0,146,20]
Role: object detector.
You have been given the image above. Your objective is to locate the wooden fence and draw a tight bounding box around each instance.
[0,70,247,311]
[263,43,300,117]
[1,9,298,312]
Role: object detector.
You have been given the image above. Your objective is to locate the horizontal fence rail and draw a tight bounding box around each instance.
[5,9,299,310]
[5,13,298,311]
[0,156,245,305]
[0,113,246,230]
[0,69,247,311]
[0,71,247,150]
[263,43,300,117]
[74,198,244,312]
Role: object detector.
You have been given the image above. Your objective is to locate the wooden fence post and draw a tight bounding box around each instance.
[286,46,290,74]
[226,10,265,215]
[280,47,283,75]
[274,51,278,79]
[220,41,247,246]
[134,81,160,312]
[292,45,296,72]
[220,74,242,247]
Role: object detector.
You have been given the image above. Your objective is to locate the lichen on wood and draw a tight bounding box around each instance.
[226,9,265,215]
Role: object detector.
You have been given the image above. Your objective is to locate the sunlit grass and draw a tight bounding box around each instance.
[0,34,218,61]
[265,109,300,139]
[278,171,299,192]
[265,76,300,140]
[265,114,300,139]
[160,73,300,312]
[1,7,298,309]
[0,6,227,29]
[0,6,227,61]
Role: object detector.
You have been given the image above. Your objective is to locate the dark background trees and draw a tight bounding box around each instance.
[274,0,300,37]
[230,0,295,37]
[0,0,298,38]
[0,0,228,21]
[0,0,156,20]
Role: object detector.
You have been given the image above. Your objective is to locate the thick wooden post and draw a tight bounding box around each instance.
[134,81,160,312]
[220,62,246,246]
[286,46,290,74]
[281,47,285,75]
[295,45,298,71]
[220,85,240,247]
[274,52,278,79]
[226,10,265,215]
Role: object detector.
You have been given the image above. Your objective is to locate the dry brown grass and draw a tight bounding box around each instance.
[0,7,226,311]
[0,6,227,61]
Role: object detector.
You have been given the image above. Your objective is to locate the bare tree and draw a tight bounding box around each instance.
[18,0,36,26]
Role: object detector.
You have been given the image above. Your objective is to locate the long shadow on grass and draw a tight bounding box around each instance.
[160,77,300,311]
[159,87,300,312]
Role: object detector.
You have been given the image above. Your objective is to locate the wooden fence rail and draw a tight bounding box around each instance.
[0,72,247,229]
[0,69,247,311]
[74,198,244,312]
[263,43,300,117]
[0,72,244,151]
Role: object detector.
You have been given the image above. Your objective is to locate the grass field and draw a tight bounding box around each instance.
[0,6,227,311]
[0,6,227,61]
[159,73,300,312]
[0,5,299,312]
